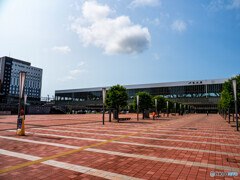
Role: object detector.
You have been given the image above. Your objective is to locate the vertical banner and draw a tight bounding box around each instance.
[167,101,169,108]
[232,79,237,101]
[102,88,106,125]
[232,79,238,131]
[19,72,26,99]
[24,94,27,104]
[137,95,139,121]
[155,98,157,116]
[102,88,106,104]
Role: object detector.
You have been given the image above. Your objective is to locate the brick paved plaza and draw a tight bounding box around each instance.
[0,113,240,180]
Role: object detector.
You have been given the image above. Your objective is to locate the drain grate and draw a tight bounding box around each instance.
[226,158,240,163]
[189,128,197,130]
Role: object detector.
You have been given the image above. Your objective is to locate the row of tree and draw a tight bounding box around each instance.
[218,74,240,116]
[105,85,190,119]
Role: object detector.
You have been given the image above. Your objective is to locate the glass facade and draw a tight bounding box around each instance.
[55,82,224,110]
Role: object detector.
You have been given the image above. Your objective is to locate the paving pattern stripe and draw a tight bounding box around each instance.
[0,135,81,149]
[66,124,233,132]
[1,136,240,173]
[6,130,240,157]
[0,149,142,180]
[36,126,240,139]
[40,126,240,141]
[0,120,179,174]
[29,128,240,147]
[44,126,240,138]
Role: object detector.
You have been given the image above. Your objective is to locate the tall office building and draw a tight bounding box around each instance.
[0,56,42,103]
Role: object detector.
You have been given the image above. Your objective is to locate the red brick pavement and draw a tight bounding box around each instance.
[0,113,240,179]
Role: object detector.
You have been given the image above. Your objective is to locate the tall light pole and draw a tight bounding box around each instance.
[102,88,106,125]
[137,95,139,121]
[232,79,238,131]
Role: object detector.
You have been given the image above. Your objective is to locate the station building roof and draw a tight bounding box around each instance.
[55,78,229,94]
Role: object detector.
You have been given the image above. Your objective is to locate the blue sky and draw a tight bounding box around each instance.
[0,0,240,97]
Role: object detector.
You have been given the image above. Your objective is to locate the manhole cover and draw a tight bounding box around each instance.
[226,158,240,163]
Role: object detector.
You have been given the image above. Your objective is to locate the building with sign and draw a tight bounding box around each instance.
[0,56,43,103]
[55,78,228,112]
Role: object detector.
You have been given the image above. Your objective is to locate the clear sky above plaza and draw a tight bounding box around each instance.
[0,0,240,97]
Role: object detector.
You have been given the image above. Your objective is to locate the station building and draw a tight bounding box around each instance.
[55,78,228,112]
[0,56,43,103]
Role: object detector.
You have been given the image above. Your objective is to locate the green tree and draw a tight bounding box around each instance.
[133,92,153,118]
[105,85,128,119]
[153,95,166,115]
[218,74,240,112]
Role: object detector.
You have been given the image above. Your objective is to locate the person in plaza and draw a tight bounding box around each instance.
[152,111,155,120]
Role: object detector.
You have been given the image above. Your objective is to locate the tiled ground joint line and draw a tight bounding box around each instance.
[4,131,240,157]
[65,124,232,132]
[31,128,240,147]
[1,136,240,173]
[0,149,142,180]
[45,126,240,138]
[0,121,179,173]
[45,126,240,141]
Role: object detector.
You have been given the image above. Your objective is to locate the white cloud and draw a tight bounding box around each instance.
[171,20,186,32]
[142,18,160,26]
[52,46,71,53]
[206,0,240,11]
[70,1,151,55]
[153,53,159,60]
[69,69,86,75]
[77,61,85,67]
[59,76,75,81]
[129,0,160,8]
[227,0,240,9]
[60,62,87,81]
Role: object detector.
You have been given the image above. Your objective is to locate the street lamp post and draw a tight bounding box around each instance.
[102,88,106,125]
[137,95,139,121]
[232,79,238,131]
